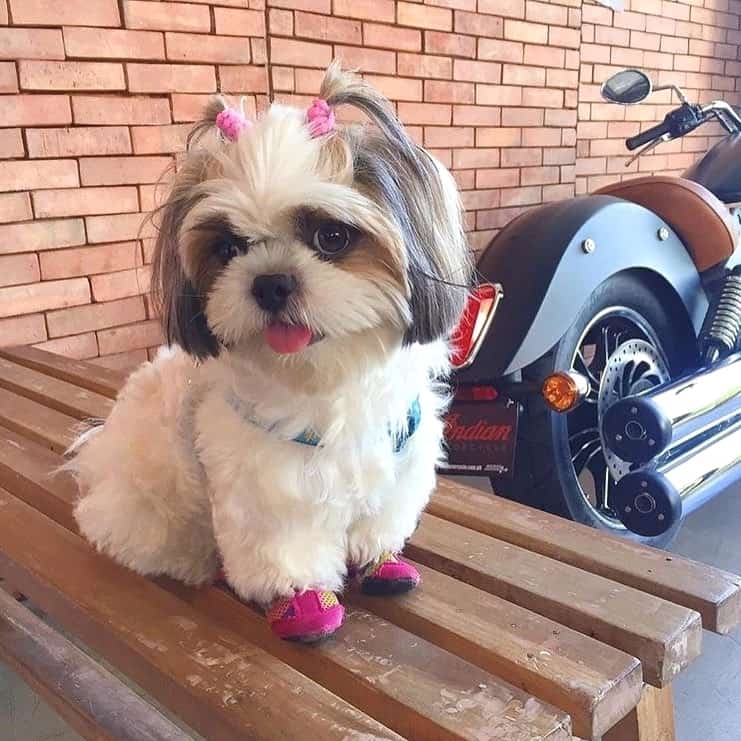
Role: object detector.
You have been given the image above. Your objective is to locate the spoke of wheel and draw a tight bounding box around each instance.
[601,326,609,369]
[569,426,600,445]
[570,428,601,473]
[575,349,598,385]
[573,350,600,399]
[602,465,612,513]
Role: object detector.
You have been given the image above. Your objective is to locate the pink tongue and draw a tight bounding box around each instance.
[264,323,313,354]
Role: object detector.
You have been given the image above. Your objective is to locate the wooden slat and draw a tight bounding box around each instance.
[0,351,695,728]
[431,478,741,634]
[351,562,642,739]
[9,347,738,637]
[0,424,634,737]
[0,488,406,741]
[0,429,573,741]
[0,356,113,420]
[409,513,703,687]
[0,587,191,741]
[0,346,125,399]
[0,425,78,532]
[0,422,618,737]
[171,583,572,741]
[604,685,676,741]
[0,387,78,454]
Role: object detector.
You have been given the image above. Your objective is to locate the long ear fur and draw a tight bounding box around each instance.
[322,61,473,345]
[151,99,229,361]
[151,173,220,360]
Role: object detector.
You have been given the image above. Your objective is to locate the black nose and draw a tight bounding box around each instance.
[251,273,297,313]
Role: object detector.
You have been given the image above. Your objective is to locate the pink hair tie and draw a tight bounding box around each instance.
[216,107,250,142]
[306,98,335,137]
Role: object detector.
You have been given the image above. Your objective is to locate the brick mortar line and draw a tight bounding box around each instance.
[263,0,273,102]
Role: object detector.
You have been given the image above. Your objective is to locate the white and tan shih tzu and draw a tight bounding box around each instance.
[68,62,472,642]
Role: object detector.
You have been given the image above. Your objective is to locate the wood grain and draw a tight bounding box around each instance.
[0,432,573,741]
[0,424,78,532]
[409,512,703,687]
[0,488,406,741]
[172,582,573,741]
[603,685,676,741]
[7,347,738,637]
[431,478,741,634]
[0,346,125,399]
[350,561,642,739]
[0,424,629,738]
[0,587,191,741]
[0,386,78,455]
[0,356,114,420]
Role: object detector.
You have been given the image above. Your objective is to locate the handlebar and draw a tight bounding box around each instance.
[625,119,672,151]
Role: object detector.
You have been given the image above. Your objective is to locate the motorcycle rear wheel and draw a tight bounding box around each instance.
[492,272,696,548]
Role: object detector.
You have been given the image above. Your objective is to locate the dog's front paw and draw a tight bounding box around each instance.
[266,589,344,642]
[354,551,420,596]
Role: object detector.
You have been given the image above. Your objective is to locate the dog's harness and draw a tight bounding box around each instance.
[226,393,421,452]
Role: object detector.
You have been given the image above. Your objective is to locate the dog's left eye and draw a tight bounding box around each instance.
[313,222,352,255]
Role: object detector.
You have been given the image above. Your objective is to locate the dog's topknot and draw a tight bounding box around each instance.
[318,61,415,160]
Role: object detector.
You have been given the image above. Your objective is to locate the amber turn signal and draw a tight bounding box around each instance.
[542,371,590,413]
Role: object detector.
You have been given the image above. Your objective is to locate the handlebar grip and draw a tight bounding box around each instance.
[625,120,671,151]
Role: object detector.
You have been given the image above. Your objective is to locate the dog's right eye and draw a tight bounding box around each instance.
[215,238,248,263]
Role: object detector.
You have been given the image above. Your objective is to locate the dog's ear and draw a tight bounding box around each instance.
[322,62,472,344]
[152,184,220,361]
[150,97,232,361]
[402,156,471,346]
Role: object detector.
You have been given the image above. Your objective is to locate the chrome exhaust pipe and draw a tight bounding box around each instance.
[612,417,741,536]
[603,352,741,463]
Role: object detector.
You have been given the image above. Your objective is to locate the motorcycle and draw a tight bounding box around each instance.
[442,68,741,547]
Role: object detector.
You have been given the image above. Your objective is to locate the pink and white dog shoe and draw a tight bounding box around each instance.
[358,551,421,596]
[266,589,345,642]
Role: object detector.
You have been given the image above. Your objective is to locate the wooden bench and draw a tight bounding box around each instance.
[0,345,739,740]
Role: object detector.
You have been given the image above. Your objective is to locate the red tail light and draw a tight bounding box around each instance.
[454,385,499,401]
[450,283,502,369]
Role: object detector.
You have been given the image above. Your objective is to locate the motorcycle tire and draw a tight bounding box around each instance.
[492,272,696,548]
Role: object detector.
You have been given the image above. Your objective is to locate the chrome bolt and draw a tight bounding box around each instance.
[641,480,648,488]
[615,434,623,441]
[658,513,665,521]
[582,238,596,254]
[630,406,638,415]
[657,227,670,241]
[625,506,632,513]
[648,439,655,447]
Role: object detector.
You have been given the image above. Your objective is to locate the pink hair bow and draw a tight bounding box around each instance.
[216,106,250,142]
[306,98,336,137]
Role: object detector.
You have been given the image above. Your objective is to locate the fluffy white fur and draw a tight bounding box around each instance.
[67,63,470,607]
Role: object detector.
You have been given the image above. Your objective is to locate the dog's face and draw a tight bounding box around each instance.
[154,64,471,391]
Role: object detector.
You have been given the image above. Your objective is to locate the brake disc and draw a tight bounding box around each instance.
[598,339,670,480]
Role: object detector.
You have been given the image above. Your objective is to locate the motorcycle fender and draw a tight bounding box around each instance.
[461,195,709,380]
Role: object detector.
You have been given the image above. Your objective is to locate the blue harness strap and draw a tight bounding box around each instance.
[391,396,421,453]
[228,392,421,452]
[294,396,421,451]
[292,428,323,446]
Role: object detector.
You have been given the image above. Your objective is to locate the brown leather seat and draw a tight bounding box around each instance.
[595,176,736,271]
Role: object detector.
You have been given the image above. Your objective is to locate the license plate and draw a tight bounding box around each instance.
[439,399,519,477]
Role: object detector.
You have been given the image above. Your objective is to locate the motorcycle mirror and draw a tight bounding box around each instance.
[600,69,652,105]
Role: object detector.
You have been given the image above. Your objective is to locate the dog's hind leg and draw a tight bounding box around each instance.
[67,348,218,586]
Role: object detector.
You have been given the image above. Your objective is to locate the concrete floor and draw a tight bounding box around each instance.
[670,482,741,741]
[1,482,740,740]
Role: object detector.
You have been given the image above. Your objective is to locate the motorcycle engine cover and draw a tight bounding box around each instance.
[598,339,671,480]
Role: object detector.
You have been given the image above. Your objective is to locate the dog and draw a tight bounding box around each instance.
[67,63,472,642]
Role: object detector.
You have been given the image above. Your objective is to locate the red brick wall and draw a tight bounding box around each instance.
[1,0,738,369]
[577,1,740,193]
[0,0,268,369]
